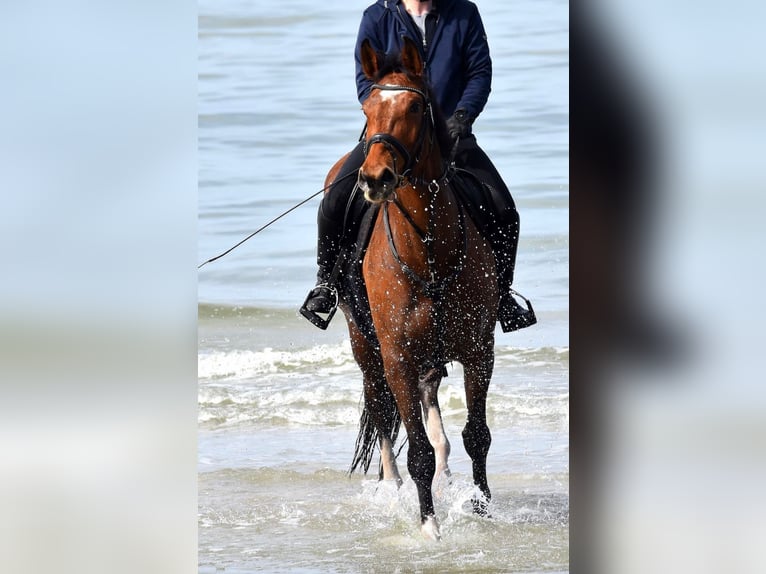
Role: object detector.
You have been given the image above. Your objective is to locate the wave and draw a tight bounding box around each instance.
[199,341,358,379]
[198,302,297,321]
[198,341,568,431]
[199,341,567,381]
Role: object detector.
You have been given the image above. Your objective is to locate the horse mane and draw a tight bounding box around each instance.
[370,49,455,158]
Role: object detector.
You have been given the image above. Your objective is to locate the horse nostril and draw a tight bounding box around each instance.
[359,167,396,193]
[358,170,374,190]
[380,168,396,187]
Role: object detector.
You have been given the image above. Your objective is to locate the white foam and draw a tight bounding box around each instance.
[421,515,441,541]
[198,341,356,381]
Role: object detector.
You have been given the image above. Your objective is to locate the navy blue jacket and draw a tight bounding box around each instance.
[355,0,492,119]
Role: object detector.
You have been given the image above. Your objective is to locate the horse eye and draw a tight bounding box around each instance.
[409,101,421,114]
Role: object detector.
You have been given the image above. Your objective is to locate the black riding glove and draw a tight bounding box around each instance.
[446,108,474,142]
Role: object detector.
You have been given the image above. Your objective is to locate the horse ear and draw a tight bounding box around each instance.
[360,39,380,80]
[400,36,423,77]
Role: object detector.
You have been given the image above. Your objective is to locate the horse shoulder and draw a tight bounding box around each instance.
[324,152,352,194]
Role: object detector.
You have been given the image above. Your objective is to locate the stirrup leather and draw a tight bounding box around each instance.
[299,284,339,330]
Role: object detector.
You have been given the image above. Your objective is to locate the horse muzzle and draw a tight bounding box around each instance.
[357,166,400,204]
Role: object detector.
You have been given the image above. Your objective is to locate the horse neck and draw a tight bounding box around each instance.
[399,137,447,215]
[393,146,462,261]
[409,129,444,186]
[409,137,456,207]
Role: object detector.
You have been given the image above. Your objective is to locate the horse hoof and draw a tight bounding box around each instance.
[421,516,441,541]
[472,496,491,518]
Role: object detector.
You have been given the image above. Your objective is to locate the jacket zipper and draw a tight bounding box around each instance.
[397,4,429,60]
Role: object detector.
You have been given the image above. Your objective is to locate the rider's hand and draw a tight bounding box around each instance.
[446,109,474,142]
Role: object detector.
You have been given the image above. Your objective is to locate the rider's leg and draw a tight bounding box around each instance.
[453,136,536,332]
[302,142,366,317]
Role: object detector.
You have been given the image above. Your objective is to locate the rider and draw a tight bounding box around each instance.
[302,0,536,333]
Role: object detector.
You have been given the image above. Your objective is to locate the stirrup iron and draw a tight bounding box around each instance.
[499,288,538,333]
[299,284,339,330]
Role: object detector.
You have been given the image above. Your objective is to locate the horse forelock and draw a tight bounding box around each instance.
[371,50,418,84]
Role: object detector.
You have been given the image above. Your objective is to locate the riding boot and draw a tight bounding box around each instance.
[302,265,336,314]
[449,136,536,332]
[300,203,344,329]
[491,215,537,333]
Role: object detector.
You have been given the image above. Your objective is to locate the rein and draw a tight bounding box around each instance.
[197,169,358,269]
[382,178,467,299]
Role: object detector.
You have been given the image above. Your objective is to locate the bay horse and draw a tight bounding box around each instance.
[326,38,498,540]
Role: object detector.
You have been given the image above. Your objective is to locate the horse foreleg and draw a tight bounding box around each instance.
[386,360,440,540]
[462,358,494,515]
[418,367,451,485]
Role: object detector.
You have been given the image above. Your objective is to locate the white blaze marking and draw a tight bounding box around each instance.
[378,85,406,102]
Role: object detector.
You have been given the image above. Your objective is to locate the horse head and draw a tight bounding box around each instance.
[357,37,437,203]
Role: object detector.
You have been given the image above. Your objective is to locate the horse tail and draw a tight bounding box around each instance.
[348,385,402,477]
[348,405,379,476]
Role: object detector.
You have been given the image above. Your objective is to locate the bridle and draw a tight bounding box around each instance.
[362,82,434,183]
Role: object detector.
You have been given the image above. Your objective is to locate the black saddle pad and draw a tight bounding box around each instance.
[337,202,381,348]
[449,168,498,237]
